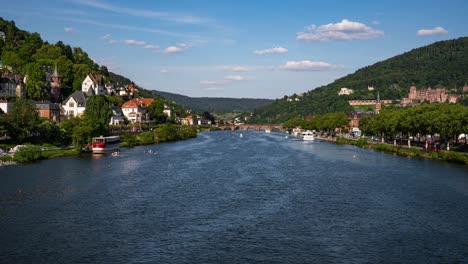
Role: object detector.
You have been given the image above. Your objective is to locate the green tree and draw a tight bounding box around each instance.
[3,98,40,142]
[23,62,48,100]
[148,99,167,124]
[82,95,112,136]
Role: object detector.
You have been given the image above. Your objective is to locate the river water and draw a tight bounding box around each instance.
[1,131,467,263]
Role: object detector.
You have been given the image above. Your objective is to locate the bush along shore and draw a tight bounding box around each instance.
[335,137,468,165]
[0,124,198,164]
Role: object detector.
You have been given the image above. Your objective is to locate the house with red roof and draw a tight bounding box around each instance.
[121,97,154,123]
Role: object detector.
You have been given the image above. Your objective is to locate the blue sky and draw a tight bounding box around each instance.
[1,0,467,99]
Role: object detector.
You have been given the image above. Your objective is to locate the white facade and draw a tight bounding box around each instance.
[63,97,86,117]
[0,101,11,113]
[82,74,106,95]
[163,108,172,118]
[338,87,354,96]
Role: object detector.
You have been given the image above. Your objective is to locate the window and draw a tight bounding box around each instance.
[69,102,75,107]
[69,110,74,117]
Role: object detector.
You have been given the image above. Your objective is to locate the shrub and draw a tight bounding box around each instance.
[137,131,155,145]
[121,133,138,147]
[13,145,44,162]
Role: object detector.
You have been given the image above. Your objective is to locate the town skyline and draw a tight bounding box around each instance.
[1,0,467,99]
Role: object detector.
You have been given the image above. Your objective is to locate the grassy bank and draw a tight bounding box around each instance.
[120,124,197,147]
[1,124,198,164]
[336,137,468,165]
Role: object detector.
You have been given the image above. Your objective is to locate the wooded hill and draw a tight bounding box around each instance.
[248,37,468,124]
[0,17,183,111]
[151,90,274,113]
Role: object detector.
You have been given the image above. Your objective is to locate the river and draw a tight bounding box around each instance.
[1,131,467,263]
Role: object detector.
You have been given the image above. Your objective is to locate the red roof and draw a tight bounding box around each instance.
[122,99,139,108]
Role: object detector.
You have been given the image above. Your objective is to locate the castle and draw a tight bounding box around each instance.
[401,85,466,106]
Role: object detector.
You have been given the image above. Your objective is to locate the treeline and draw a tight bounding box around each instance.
[152,90,274,113]
[248,37,468,124]
[283,112,349,134]
[359,103,468,143]
[120,124,197,147]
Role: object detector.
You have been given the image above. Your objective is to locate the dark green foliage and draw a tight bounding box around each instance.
[23,62,48,100]
[13,145,43,162]
[3,98,40,142]
[121,133,138,147]
[147,99,167,124]
[154,124,179,143]
[137,131,154,145]
[361,103,468,143]
[249,37,468,124]
[177,125,197,139]
[83,95,112,136]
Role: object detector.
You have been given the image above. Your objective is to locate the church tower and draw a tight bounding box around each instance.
[50,64,61,99]
[375,91,382,114]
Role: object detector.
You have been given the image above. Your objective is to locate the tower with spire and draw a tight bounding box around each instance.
[375,90,382,114]
[50,63,61,99]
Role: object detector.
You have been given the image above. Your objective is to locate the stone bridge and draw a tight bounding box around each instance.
[217,124,283,131]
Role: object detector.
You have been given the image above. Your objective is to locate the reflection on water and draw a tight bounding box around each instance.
[0,131,467,263]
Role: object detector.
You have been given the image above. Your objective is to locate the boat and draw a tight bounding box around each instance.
[240,133,243,138]
[265,129,271,133]
[300,131,314,141]
[92,136,120,154]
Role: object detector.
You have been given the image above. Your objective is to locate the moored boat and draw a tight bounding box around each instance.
[92,136,120,154]
[301,131,314,141]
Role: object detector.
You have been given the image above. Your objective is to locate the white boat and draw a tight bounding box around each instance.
[240,133,243,138]
[265,129,271,133]
[92,136,120,154]
[300,131,314,141]
[292,127,302,137]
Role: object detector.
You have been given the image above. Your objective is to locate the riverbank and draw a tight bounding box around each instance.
[334,137,468,165]
[0,124,198,165]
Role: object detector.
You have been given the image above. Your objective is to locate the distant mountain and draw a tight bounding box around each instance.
[248,37,468,124]
[150,90,274,113]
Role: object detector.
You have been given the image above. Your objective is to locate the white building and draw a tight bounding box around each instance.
[0,100,11,114]
[109,105,125,125]
[81,74,106,95]
[338,87,354,96]
[62,91,87,118]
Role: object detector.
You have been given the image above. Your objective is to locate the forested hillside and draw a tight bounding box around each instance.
[248,37,468,124]
[0,18,167,105]
[151,90,274,113]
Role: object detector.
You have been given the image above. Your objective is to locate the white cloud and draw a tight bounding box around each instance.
[204,87,224,91]
[224,75,245,81]
[100,33,111,39]
[281,60,343,71]
[417,26,448,36]
[297,19,384,41]
[72,0,211,25]
[163,46,184,54]
[108,39,119,44]
[162,43,190,54]
[200,80,219,85]
[64,27,77,33]
[221,65,250,72]
[124,39,146,45]
[254,47,288,55]
[372,20,380,25]
[144,44,159,50]
[160,69,169,73]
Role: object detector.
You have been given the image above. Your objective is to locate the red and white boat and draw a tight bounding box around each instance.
[92,136,120,154]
